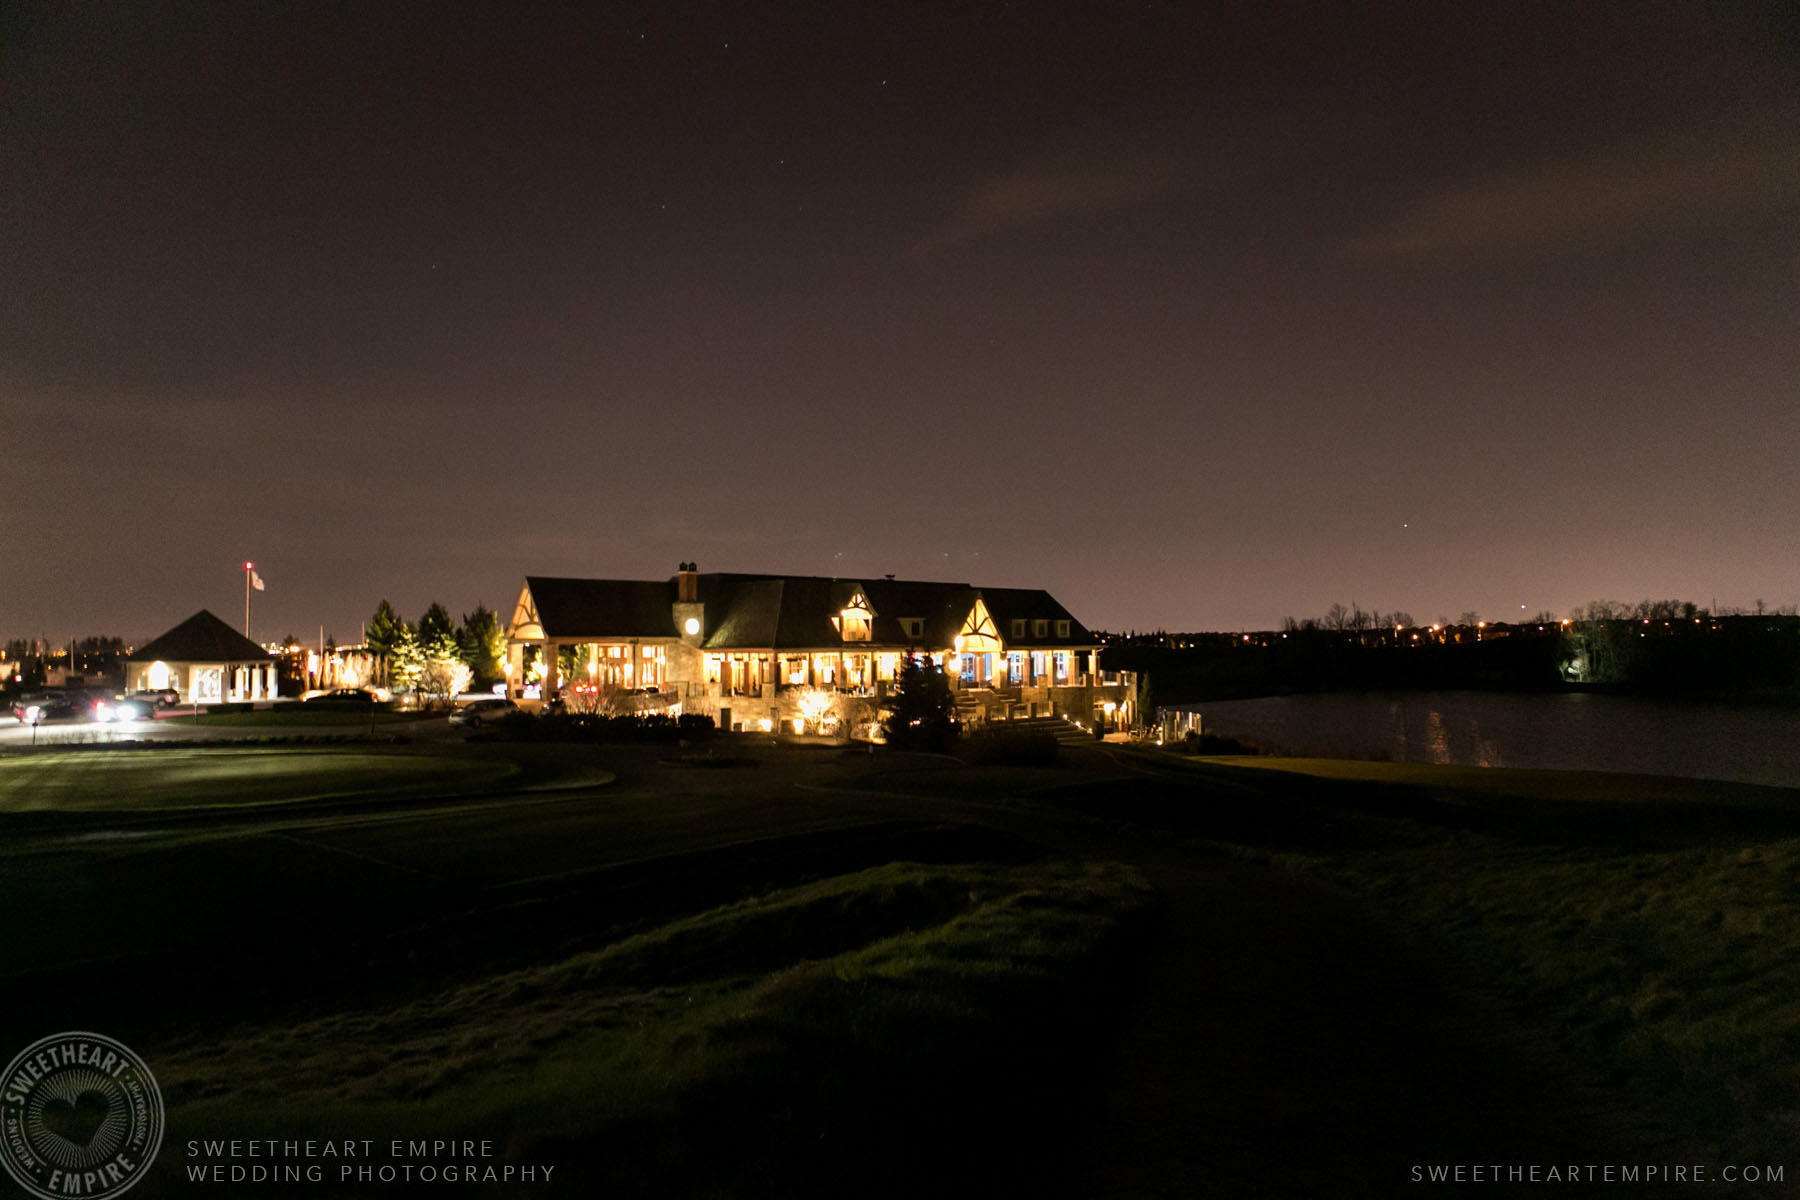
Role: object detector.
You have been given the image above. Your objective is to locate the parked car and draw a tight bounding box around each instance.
[449,698,518,728]
[132,688,181,709]
[13,695,79,723]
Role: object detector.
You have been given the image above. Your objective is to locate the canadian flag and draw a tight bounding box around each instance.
[251,570,265,591]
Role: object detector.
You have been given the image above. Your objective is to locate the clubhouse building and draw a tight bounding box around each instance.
[504,564,1135,734]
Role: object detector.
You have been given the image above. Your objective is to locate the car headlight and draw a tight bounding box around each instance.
[25,706,40,722]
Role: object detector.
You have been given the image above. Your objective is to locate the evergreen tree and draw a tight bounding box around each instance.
[366,600,405,657]
[388,624,424,696]
[418,602,455,646]
[881,654,957,749]
[457,604,505,687]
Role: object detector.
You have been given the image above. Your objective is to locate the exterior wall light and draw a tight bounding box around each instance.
[684,617,701,635]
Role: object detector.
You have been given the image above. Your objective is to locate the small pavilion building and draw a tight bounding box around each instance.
[127,610,279,704]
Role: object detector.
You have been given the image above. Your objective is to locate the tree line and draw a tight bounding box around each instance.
[361,600,505,702]
[1570,598,1798,621]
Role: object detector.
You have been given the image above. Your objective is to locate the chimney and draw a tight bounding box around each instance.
[677,562,698,603]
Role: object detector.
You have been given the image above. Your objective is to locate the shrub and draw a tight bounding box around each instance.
[494,711,716,744]
[960,728,1059,766]
[1182,730,1254,755]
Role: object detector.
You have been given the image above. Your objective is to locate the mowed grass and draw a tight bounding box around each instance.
[180,708,417,726]
[1161,755,1800,1168]
[1310,836,1800,1166]
[0,747,520,811]
[1204,755,1800,814]
[156,858,1152,1197]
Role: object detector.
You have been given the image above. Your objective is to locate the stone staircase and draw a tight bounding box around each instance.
[980,714,1098,746]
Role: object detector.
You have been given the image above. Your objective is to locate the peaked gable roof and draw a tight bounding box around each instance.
[858,578,976,645]
[129,610,274,663]
[507,569,1098,651]
[976,586,1098,646]
[524,576,678,639]
[700,578,786,648]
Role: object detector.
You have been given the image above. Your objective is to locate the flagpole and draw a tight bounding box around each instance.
[244,561,253,638]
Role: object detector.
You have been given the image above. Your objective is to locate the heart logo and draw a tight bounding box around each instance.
[41,1090,110,1148]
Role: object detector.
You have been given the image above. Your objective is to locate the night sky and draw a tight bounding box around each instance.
[4,2,1797,644]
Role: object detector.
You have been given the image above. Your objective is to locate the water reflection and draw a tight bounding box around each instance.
[1175,691,1800,787]
[1423,708,1450,765]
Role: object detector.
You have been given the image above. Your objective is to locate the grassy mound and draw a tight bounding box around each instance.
[1136,754,1800,1169]
[156,859,1152,1196]
[1297,835,1800,1168]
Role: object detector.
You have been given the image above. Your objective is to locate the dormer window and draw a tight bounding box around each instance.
[1011,619,1025,638]
[901,618,924,639]
[1056,620,1071,638]
[1033,619,1048,638]
[838,590,874,641]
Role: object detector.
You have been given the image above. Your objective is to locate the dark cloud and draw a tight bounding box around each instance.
[924,130,1187,250]
[1347,118,1800,260]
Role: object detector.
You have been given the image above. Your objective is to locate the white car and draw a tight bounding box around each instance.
[448,698,518,728]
